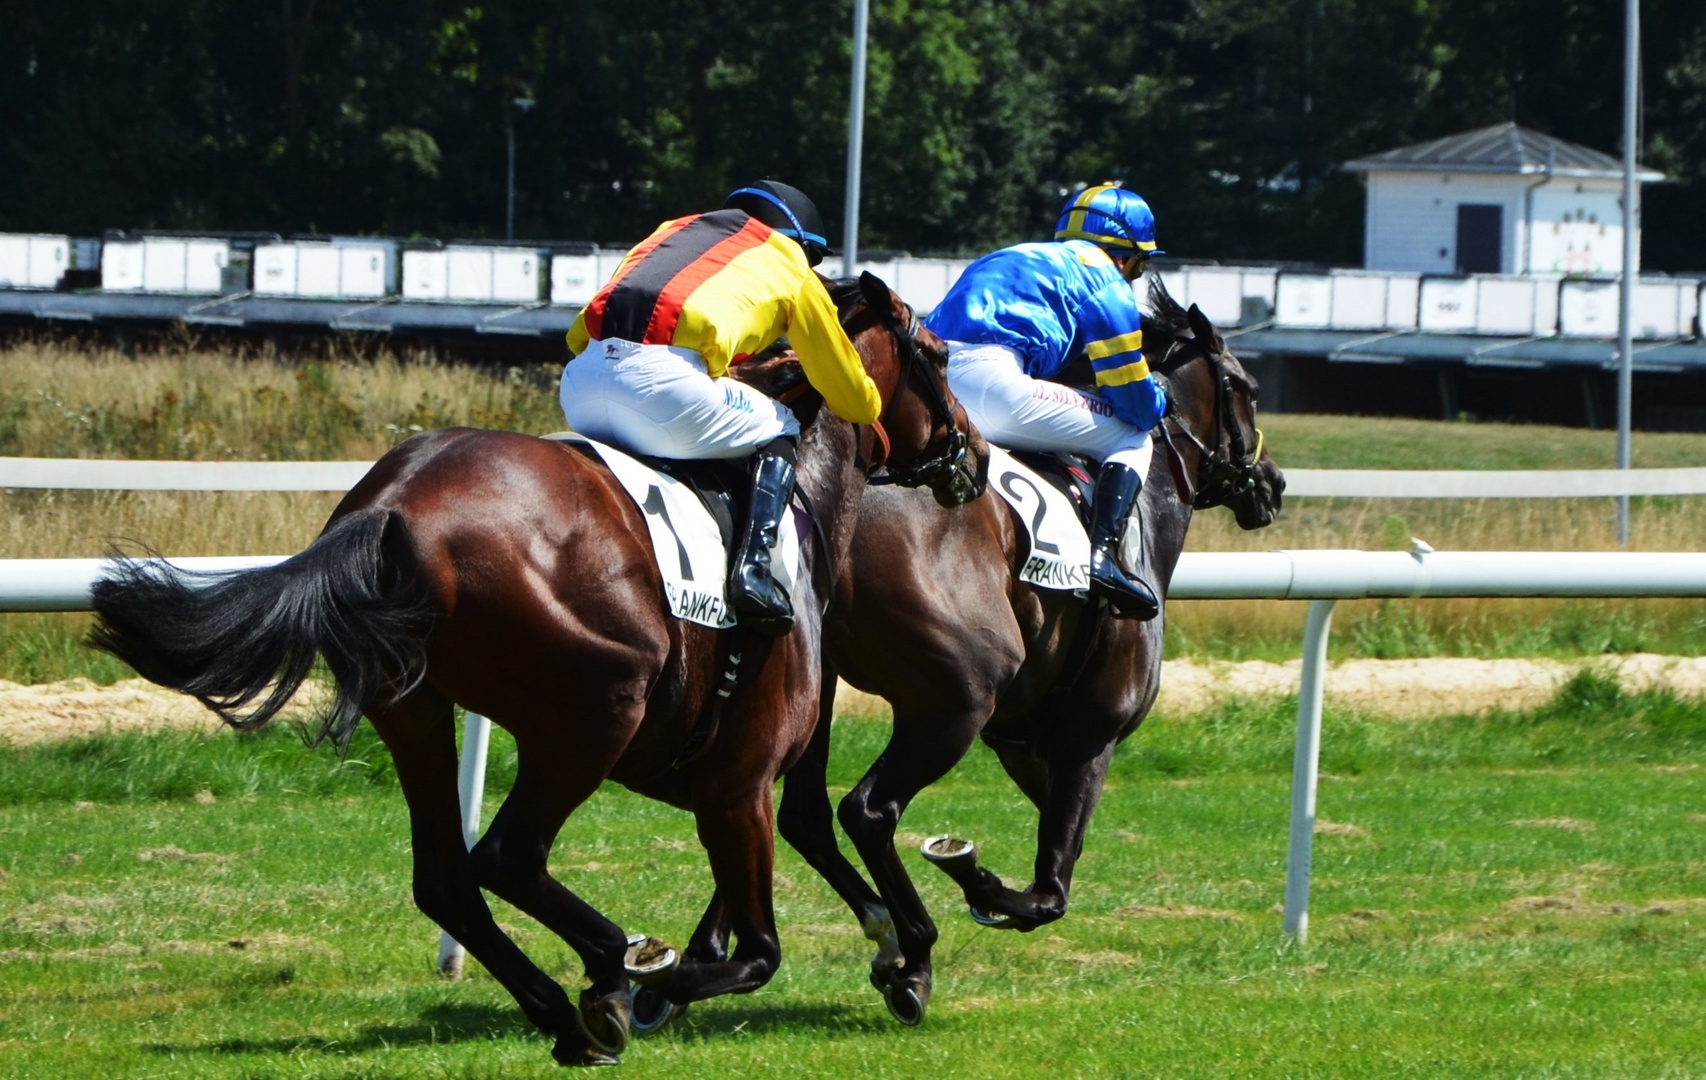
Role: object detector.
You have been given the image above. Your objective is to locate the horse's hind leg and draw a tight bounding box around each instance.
[366,685,599,1064]
[836,705,987,1024]
[469,721,639,1059]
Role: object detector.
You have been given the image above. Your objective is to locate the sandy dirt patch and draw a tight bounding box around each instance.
[0,677,322,746]
[4,655,1706,745]
[839,653,1706,721]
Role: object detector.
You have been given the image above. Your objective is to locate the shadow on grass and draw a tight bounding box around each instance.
[144,1000,534,1057]
[144,996,898,1059]
[663,999,902,1039]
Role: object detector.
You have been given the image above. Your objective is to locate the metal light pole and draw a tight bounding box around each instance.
[843,0,870,272]
[1615,0,1638,545]
[506,97,536,241]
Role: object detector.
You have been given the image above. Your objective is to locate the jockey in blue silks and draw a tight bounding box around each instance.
[923,183,1169,619]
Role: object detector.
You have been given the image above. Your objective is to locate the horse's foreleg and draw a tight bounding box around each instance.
[367,687,598,1064]
[470,730,636,1060]
[1024,739,1116,920]
[662,789,782,1004]
[777,671,897,967]
[627,891,726,1037]
[969,737,1115,930]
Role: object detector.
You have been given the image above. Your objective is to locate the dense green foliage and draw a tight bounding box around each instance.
[2,1,1703,268]
[1,682,1704,1077]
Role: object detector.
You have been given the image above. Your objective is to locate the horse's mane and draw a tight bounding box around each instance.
[824,276,866,322]
[1144,275,1195,374]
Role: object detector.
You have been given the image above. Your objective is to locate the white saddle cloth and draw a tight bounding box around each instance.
[985,445,1093,593]
[554,433,800,629]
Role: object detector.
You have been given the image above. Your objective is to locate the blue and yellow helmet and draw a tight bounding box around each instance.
[1053,183,1164,258]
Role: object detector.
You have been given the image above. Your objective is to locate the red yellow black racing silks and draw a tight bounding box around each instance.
[566,209,880,425]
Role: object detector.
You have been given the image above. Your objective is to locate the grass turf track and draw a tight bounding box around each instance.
[0,673,1703,1078]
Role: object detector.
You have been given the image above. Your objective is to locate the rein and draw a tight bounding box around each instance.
[862,303,968,488]
[1156,337,1264,510]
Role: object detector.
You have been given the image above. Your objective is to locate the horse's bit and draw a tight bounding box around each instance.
[1157,339,1265,509]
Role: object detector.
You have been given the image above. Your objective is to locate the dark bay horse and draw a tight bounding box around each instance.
[88,273,987,1067]
[640,280,1283,1029]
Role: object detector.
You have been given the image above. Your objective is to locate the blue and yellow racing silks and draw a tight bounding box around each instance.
[923,239,1168,430]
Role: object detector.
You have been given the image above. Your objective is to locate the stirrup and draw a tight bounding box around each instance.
[1090,565,1159,620]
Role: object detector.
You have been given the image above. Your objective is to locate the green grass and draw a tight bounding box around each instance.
[1,676,1704,1077]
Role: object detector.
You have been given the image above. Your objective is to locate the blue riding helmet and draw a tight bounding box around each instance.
[1053,183,1165,258]
[724,180,832,266]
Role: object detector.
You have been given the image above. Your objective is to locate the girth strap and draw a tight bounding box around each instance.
[669,486,831,770]
[673,628,754,769]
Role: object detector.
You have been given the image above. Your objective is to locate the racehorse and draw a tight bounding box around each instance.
[87,272,987,1067]
[640,278,1283,1029]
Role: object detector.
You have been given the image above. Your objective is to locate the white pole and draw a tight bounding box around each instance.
[843,0,870,272]
[1616,0,1639,545]
[1283,599,1337,942]
[437,711,493,976]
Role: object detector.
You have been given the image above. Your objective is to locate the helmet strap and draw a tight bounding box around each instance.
[727,186,828,249]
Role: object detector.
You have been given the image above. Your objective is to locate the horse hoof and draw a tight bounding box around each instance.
[630,984,688,1035]
[624,933,680,988]
[920,835,978,870]
[576,988,633,1057]
[968,906,1019,930]
[552,1035,621,1068]
[881,976,931,1026]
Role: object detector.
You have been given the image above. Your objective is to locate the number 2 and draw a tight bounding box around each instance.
[999,471,1060,555]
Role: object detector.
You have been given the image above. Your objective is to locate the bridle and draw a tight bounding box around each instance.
[1155,337,1265,510]
[862,301,970,489]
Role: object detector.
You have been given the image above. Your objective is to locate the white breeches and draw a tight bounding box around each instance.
[946,342,1153,476]
[559,339,800,460]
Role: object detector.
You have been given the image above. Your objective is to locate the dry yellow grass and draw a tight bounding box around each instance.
[0,336,562,462]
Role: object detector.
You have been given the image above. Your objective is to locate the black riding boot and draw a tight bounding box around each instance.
[728,437,798,637]
[1088,462,1160,621]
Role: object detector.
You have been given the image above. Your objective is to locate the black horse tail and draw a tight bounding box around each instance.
[88,508,431,750]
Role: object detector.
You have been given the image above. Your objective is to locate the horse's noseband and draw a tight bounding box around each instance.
[1159,343,1265,510]
[866,305,969,490]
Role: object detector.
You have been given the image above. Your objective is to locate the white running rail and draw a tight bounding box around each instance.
[6,548,1706,950]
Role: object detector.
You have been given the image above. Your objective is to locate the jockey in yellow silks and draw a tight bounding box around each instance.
[561,181,881,636]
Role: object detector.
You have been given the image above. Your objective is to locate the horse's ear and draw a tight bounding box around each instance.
[858,270,892,313]
[1186,303,1224,353]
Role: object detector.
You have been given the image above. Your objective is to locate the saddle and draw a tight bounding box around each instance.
[1008,450,1097,528]
[552,437,746,554]
[636,455,745,553]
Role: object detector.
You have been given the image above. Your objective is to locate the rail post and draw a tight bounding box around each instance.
[437,711,493,976]
[1283,598,1337,942]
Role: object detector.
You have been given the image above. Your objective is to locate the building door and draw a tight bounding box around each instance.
[1455,204,1503,274]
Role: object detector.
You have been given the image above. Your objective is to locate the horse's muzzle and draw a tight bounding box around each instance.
[1235,462,1285,530]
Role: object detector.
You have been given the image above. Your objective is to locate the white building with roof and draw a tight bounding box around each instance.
[1344,122,1663,276]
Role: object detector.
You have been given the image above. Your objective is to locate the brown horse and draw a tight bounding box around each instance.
[647,279,1283,1028]
[87,272,988,1066]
